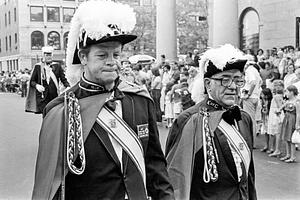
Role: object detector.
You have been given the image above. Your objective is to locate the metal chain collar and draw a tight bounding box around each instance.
[66,92,86,175]
[200,109,219,183]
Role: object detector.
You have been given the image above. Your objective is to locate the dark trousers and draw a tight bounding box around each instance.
[151,89,162,122]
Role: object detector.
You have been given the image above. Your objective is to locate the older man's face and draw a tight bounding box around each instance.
[205,69,243,108]
[80,41,122,87]
[43,53,53,64]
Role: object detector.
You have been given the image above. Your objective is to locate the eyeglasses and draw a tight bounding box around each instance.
[210,77,245,88]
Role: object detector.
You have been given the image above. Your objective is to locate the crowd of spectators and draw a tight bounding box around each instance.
[242,45,300,163]
[1,45,299,163]
[0,69,31,97]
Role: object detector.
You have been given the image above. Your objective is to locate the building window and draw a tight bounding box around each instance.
[31,31,44,50]
[5,13,7,26]
[143,0,152,6]
[30,6,43,22]
[9,35,11,51]
[63,8,75,23]
[47,7,60,22]
[240,9,260,53]
[8,11,11,25]
[5,37,8,51]
[15,33,17,44]
[48,31,61,50]
[63,32,69,49]
[14,8,16,22]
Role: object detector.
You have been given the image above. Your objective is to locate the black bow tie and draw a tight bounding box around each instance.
[222,106,242,125]
[105,89,125,111]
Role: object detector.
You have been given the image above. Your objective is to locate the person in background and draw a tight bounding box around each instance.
[151,67,163,122]
[257,48,265,62]
[27,46,70,114]
[278,85,299,163]
[260,88,273,153]
[185,52,194,66]
[283,64,297,89]
[187,66,198,93]
[193,49,200,67]
[277,50,287,79]
[242,62,262,148]
[269,80,285,157]
[164,82,175,128]
[160,64,172,114]
[20,70,31,97]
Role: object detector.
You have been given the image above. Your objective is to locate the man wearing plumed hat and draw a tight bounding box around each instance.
[31,1,174,199]
[26,46,70,114]
[165,44,257,200]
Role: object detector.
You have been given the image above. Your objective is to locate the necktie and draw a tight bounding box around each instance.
[105,90,125,111]
[222,106,242,125]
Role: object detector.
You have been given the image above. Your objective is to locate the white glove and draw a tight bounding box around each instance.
[36,84,45,93]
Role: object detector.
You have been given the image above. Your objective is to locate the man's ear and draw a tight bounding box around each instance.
[78,50,87,65]
[204,78,211,91]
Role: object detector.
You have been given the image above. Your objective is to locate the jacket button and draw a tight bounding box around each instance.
[123,175,127,180]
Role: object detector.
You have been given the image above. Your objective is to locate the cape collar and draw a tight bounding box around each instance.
[205,98,242,124]
[78,75,121,93]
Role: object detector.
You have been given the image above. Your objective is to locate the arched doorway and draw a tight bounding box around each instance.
[239,8,260,54]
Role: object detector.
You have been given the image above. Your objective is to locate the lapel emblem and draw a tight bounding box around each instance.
[239,142,244,151]
[109,118,117,128]
[137,124,149,138]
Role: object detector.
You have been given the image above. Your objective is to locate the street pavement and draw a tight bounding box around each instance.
[0,92,300,200]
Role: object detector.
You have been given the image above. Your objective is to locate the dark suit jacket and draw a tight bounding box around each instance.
[166,98,257,200]
[32,81,174,200]
[29,62,69,113]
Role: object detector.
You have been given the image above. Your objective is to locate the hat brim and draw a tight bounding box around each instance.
[72,34,137,64]
[204,59,247,78]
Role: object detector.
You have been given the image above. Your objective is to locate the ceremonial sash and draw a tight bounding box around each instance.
[49,69,60,95]
[96,106,147,191]
[218,119,251,174]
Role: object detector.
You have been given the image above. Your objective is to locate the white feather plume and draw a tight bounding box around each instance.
[202,44,245,71]
[66,0,136,86]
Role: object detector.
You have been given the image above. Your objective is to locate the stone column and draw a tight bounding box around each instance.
[156,0,177,61]
[209,0,239,47]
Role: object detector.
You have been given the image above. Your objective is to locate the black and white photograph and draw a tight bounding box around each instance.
[0,0,300,199]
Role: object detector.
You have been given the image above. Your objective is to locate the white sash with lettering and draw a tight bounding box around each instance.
[218,119,251,174]
[49,69,60,95]
[96,106,147,190]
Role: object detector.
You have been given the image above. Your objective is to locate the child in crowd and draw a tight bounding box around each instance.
[268,80,285,157]
[164,82,175,128]
[278,85,299,163]
[260,88,273,153]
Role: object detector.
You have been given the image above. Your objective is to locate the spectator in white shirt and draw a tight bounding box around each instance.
[242,62,263,148]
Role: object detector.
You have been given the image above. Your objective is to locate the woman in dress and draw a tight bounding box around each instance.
[268,80,285,157]
[260,88,273,153]
[279,85,300,163]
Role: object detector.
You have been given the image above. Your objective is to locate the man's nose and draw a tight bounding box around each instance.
[106,55,116,66]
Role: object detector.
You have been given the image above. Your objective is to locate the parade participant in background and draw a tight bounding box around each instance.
[26,46,70,114]
[166,44,257,200]
[32,1,174,200]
